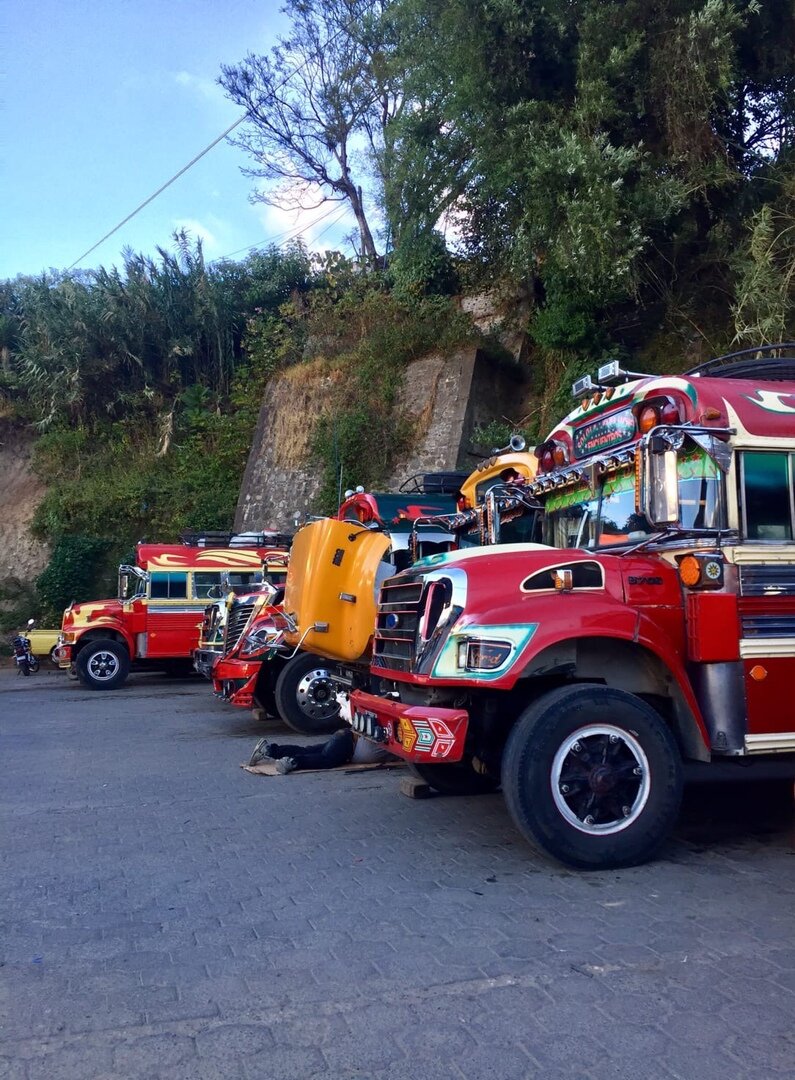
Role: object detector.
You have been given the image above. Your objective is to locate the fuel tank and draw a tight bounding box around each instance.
[283,518,391,662]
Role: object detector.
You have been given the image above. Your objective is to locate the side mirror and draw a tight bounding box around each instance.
[27,618,35,628]
[638,440,679,527]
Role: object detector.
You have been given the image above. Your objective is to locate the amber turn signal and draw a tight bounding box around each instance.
[638,405,659,434]
[552,569,574,591]
[678,555,702,588]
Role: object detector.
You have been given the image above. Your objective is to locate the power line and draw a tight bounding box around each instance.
[66,115,247,271]
[67,16,358,271]
[310,204,352,244]
[216,200,347,261]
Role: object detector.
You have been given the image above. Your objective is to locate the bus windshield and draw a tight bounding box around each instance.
[543,448,723,550]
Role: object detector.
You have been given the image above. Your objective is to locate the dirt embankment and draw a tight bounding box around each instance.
[0,423,49,585]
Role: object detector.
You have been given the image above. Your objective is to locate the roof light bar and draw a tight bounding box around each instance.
[597,360,653,385]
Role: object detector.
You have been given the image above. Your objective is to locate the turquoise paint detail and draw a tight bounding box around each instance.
[432,622,539,681]
[414,551,453,568]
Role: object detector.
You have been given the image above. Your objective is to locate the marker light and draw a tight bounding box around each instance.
[553,445,568,467]
[678,554,724,590]
[679,555,702,587]
[660,401,681,425]
[552,569,574,591]
[638,405,660,434]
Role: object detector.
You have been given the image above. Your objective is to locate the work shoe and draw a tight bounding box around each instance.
[247,738,275,766]
[274,756,298,774]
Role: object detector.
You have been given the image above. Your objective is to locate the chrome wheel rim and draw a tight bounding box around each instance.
[296,668,339,720]
[551,724,650,835]
[87,650,120,682]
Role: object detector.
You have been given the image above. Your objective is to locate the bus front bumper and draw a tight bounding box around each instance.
[348,690,469,763]
[212,657,263,708]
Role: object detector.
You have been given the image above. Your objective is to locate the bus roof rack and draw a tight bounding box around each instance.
[399,471,470,495]
[685,343,795,381]
[180,530,293,549]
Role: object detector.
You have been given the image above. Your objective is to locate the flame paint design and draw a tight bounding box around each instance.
[148,550,265,569]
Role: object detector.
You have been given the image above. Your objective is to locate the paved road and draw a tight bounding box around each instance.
[2,666,795,1079]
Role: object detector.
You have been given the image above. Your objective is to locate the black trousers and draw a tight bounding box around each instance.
[268,729,355,770]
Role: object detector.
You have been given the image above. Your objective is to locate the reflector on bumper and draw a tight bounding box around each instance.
[349,690,468,762]
[54,644,72,668]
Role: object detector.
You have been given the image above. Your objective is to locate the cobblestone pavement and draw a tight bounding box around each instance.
[2,667,795,1079]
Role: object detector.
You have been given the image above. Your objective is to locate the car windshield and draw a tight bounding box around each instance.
[543,448,723,550]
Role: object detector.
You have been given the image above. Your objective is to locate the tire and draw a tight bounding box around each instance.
[19,662,30,677]
[410,762,500,796]
[49,645,60,668]
[28,655,40,674]
[253,664,279,719]
[274,652,342,735]
[502,685,683,870]
[75,639,130,691]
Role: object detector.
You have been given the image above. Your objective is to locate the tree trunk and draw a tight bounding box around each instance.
[340,178,379,268]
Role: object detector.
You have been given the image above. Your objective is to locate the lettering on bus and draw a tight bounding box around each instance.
[573,409,636,458]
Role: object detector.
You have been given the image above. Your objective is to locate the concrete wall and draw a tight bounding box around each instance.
[235,291,533,532]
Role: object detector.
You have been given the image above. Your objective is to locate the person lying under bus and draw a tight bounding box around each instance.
[249,729,396,774]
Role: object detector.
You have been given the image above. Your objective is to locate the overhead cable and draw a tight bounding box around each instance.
[67,16,356,271]
[66,115,247,271]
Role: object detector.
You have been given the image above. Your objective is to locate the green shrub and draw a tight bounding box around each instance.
[389,231,459,299]
[0,577,40,636]
[36,536,111,618]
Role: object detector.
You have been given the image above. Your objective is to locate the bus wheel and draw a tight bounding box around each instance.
[76,639,130,691]
[253,665,279,720]
[502,685,682,870]
[274,652,341,735]
[410,762,499,796]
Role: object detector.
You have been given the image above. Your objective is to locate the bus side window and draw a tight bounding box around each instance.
[194,572,222,599]
[150,572,188,599]
[741,452,794,541]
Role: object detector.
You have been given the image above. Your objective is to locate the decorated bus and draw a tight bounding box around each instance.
[57,533,290,690]
[346,345,795,869]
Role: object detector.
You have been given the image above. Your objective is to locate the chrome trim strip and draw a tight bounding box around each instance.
[744,732,795,754]
[740,637,795,658]
[147,605,207,613]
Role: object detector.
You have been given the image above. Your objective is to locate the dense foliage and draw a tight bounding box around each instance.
[1,0,793,617]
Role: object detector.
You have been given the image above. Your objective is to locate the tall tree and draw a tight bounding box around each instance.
[405,0,795,344]
[220,0,401,268]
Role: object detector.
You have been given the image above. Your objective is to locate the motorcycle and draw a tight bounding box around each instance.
[12,619,40,676]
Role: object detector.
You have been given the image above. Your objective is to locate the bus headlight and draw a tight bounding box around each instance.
[456,638,513,671]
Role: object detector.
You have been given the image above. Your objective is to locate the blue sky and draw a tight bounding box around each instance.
[2,0,358,280]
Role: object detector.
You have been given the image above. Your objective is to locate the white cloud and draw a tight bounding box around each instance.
[246,180,359,254]
[172,70,224,104]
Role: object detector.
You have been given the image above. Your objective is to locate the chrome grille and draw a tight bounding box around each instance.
[740,566,795,597]
[224,601,256,652]
[372,574,424,672]
[741,615,795,638]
